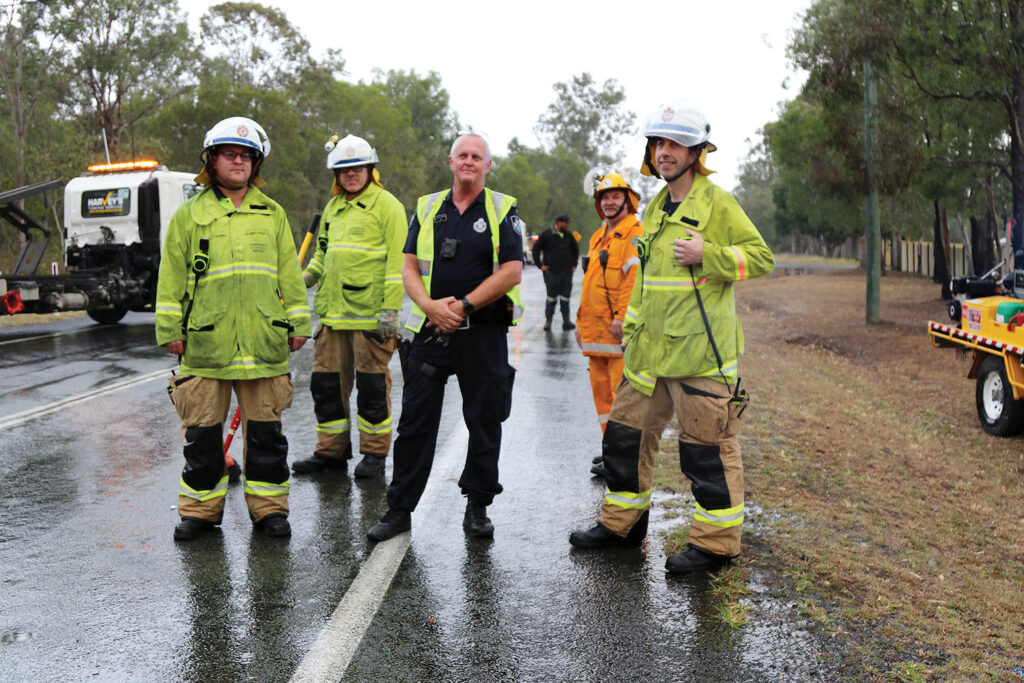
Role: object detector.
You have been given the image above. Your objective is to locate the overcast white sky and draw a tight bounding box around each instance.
[178,0,813,192]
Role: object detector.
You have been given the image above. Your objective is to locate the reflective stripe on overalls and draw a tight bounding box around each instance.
[405,188,525,332]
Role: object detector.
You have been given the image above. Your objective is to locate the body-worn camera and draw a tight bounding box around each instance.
[191,238,210,275]
[440,237,460,261]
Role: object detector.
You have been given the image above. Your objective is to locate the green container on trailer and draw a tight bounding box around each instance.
[995,301,1024,324]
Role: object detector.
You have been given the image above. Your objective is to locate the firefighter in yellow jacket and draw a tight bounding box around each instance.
[575,173,643,478]
[569,103,775,574]
[291,135,407,479]
[156,116,311,541]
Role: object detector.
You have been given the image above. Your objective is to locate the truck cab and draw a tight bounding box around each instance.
[1,161,199,324]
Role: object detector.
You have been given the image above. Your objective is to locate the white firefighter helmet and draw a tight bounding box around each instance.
[640,102,715,177]
[325,134,379,169]
[196,116,271,186]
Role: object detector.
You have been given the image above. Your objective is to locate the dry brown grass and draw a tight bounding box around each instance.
[657,268,1024,679]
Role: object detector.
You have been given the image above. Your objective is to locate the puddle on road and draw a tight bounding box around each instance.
[649,490,855,677]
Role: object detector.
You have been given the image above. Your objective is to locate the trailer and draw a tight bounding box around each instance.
[0,161,199,324]
[928,273,1024,435]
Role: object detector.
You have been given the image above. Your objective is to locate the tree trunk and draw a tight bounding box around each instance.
[1009,1,1024,271]
[933,201,951,298]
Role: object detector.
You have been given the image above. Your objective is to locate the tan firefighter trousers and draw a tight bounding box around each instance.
[599,376,746,557]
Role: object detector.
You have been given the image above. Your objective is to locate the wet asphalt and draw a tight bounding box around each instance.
[0,268,846,681]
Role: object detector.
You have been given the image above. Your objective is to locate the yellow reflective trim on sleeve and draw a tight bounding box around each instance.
[624,366,656,391]
[725,246,747,281]
[179,475,229,501]
[285,304,310,317]
[243,478,290,497]
[624,306,639,323]
[307,262,325,276]
[694,502,744,528]
[357,414,392,435]
[603,487,653,510]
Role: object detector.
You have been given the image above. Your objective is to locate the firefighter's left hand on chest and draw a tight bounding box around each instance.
[673,229,704,265]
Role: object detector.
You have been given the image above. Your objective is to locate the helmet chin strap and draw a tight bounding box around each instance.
[662,159,695,183]
[655,142,704,183]
[662,143,704,183]
[602,199,624,221]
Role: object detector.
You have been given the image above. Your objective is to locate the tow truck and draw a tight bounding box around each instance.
[928,271,1024,435]
[0,160,198,324]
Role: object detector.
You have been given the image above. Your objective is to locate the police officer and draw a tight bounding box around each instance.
[532,213,579,331]
[366,132,524,541]
[569,103,775,574]
[291,135,407,479]
[156,116,311,541]
[575,173,644,477]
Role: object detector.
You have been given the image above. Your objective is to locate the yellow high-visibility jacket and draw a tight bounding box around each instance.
[622,175,774,395]
[304,183,407,330]
[155,186,311,379]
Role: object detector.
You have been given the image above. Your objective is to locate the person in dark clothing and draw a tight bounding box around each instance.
[365,132,525,543]
[532,213,579,331]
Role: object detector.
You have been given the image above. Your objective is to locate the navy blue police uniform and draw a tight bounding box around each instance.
[387,191,523,513]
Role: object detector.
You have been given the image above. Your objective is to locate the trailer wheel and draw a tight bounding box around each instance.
[947,299,961,322]
[87,308,127,325]
[975,355,1024,436]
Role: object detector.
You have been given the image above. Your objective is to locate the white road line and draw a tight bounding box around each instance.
[0,331,64,347]
[0,367,172,430]
[290,423,469,683]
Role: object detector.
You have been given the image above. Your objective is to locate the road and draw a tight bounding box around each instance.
[0,268,844,682]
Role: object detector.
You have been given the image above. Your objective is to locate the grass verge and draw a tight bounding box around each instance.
[655,268,1024,679]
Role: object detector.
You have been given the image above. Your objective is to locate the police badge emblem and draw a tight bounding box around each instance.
[473,218,487,233]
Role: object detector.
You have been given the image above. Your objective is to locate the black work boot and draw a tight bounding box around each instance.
[463,502,494,538]
[562,318,575,331]
[353,453,386,479]
[367,508,411,541]
[174,517,215,541]
[569,511,647,549]
[291,452,347,474]
[543,316,553,331]
[665,544,731,575]
[590,463,609,479]
[592,455,603,465]
[254,513,291,538]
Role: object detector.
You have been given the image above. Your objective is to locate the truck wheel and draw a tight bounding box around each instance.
[975,355,1024,436]
[87,308,127,325]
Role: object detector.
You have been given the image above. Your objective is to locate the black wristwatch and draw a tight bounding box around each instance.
[461,297,475,315]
